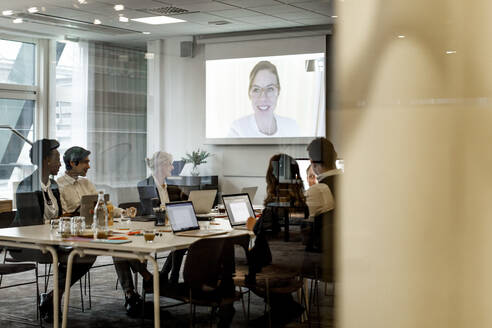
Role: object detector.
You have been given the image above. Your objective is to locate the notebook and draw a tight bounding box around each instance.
[222,193,255,229]
[166,201,228,237]
[188,189,217,215]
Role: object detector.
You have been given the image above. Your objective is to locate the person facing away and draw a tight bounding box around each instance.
[57,146,150,317]
[228,60,300,137]
[10,139,96,323]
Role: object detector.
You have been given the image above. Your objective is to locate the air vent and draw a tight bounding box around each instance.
[208,20,231,26]
[142,6,190,16]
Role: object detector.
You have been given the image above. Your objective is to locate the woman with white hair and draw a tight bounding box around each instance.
[137,151,187,286]
[137,151,186,214]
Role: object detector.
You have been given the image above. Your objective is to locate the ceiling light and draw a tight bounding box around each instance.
[2,10,13,16]
[331,15,338,18]
[119,16,129,22]
[13,18,23,23]
[27,7,38,13]
[446,50,457,54]
[142,31,151,34]
[114,4,124,11]
[397,35,405,39]
[93,19,101,25]
[78,0,87,4]
[131,16,185,25]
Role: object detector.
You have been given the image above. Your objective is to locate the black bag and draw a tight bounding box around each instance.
[246,208,273,284]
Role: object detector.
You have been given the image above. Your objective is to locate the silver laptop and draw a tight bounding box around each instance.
[166,201,228,237]
[240,187,258,203]
[222,193,255,230]
[188,189,217,215]
[80,194,109,226]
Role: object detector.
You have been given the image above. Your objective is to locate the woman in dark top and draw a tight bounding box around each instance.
[248,153,307,327]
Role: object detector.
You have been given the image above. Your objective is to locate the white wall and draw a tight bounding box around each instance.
[147,37,312,204]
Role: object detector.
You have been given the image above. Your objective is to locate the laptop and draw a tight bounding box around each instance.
[166,201,228,237]
[188,189,217,215]
[222,193,255,230]
[240,187,258,203]
[80,194,109,226]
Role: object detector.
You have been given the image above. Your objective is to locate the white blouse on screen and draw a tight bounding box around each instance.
[227,114,300,137]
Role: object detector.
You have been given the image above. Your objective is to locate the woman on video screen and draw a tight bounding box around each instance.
[228,61,300,137]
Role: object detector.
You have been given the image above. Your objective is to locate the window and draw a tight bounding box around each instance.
[53,41,147,193]
[0,38,38,199]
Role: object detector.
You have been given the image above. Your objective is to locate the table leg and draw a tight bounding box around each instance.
[44,246,59,328]
[62,249,84,328]
[144,255,160,328]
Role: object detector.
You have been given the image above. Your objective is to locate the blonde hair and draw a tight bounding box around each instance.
[145,151,173,172]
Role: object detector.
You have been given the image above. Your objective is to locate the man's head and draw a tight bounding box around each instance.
[30,139,61,176]
[63,146,91,177]
[307,138,337,175]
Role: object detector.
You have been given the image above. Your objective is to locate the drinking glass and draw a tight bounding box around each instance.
[50,218,60,232]
[71,216,86,236]
[144,230,156,243]
[120,213,131,227]
[59,218,71,238]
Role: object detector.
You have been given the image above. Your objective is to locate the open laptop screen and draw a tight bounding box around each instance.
[222,193,255,226]
[166,202,199,232]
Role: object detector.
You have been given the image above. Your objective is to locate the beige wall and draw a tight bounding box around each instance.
[336,0,492,327]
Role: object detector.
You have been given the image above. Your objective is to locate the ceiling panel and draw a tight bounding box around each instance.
[293,1,332,13]
[294,17,331,25]
[217,0,280,8]
[174,2,236,12]
[275,11,328,20]
[211,8,259,18]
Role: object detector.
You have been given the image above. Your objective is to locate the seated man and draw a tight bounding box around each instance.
[10,139,96,323]
[305,137,342,252]
[57,146,152,317]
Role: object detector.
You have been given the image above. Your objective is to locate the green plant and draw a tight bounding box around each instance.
[182,149,212,167]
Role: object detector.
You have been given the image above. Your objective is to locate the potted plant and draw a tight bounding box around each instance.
[182,149,212,176]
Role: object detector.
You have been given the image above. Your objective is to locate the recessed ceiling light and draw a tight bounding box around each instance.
[119,16,129,22]
[397,35,405,39]
[331,15,338,18]
[28,7,39,13]
[13,18,23,23]
[131,16,185,25]
[446,50,457,54]
[142,31,151,35]
[78,0,87,4]
[2,10,13,16]
[114,4,124,11]
[93,19,101,25]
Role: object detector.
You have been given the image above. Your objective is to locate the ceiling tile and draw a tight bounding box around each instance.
[236,15,288,24]
[251,4,303,15]
[293,1,332,14]
[293,17,331,25]
[173,2,236,12]
[174,12,229,24]
[211,8,259,19]
[218,0,280,9]
[275,11,327,20]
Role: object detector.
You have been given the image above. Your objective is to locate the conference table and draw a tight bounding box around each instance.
[0,219,249,328]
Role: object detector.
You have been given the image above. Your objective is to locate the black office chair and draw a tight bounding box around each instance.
[156,234,249,326]
[0,211,41,326]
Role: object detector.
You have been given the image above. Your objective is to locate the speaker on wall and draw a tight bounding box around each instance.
[180,41,194,58]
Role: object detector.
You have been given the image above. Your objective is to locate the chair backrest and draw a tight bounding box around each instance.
[183,237,226,290]
[183,234,251,290]
[0,211,16,229]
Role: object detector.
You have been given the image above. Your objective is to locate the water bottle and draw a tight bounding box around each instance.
[93,191,108,239]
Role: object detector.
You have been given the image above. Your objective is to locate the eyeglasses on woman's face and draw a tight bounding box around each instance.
[249,84,279,98]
